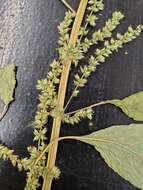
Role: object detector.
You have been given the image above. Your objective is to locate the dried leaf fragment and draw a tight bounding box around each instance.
[108,91,143,121]
[78,124,143,190]
[0,64,16,105]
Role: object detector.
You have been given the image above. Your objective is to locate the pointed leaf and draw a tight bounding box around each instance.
[78,124,143,190]
[108,91,143,121]
[0,64,16,105]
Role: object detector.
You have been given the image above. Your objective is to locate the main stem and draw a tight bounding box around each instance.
[42,1,88,190]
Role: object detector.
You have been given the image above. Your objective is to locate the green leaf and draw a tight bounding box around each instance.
[0,64,16,105]
[78,124,143,190]
[108,91,143,121]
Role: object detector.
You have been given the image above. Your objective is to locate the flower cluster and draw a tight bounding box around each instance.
[88,0,104,13]
[63,108,93,125]
[0,145,24,171]
[86,0,104,26]
[33,11,75,145]
[78,0,104,37]
[58,42,84,64]
[23,11,76,189]
[80,11,124,53]
[74,25,143,90]
[58,11,75,47]
[24,146,46,190]
[91,11,124,44]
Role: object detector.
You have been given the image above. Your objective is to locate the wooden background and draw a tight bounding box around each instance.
[0,0,143,189]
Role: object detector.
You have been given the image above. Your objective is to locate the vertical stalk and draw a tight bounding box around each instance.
[42,1,88,190]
